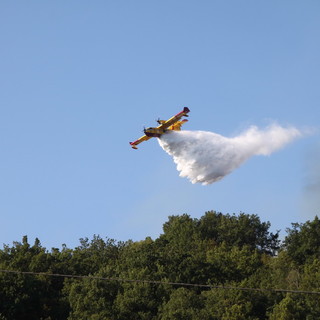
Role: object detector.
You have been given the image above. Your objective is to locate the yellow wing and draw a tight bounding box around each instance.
[156,107,190,131]
[129,135,151,149]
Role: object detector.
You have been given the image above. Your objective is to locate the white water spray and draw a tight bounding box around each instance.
[159,125,302,185]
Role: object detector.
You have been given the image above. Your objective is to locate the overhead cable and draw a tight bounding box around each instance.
[0,269,319,295]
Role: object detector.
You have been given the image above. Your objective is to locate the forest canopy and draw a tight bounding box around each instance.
[1,211,320,320]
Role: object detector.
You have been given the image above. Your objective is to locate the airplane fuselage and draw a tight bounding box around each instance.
[144,127,165,137]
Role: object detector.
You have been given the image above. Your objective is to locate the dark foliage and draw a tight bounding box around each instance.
[0,212,319,319]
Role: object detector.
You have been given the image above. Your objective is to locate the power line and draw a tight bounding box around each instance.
[0,269,319,295]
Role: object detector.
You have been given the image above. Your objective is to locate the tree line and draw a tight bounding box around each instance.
[1,211,320,319]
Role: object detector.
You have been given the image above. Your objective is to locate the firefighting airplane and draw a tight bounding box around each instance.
[130,107,190,149]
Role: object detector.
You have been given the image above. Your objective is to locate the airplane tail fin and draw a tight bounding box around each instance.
[183,107,190,115]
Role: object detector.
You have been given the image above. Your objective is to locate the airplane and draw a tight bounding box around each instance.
[130,107,190,149]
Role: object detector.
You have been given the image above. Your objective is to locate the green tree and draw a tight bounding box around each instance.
[198,211,280,254]
[113,268,166,320]
[160,287,204,320]
[70,235,123,275]
[156,214,211,284]
[0,236,69,320]
[201,288,258,320]
[268,294,308,320]
[283,216,320,264]
[67,266,120,320]
[2,211,313,320]
[206,243,262,284]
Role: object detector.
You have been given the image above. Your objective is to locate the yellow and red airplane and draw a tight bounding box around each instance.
[130,107,190,149]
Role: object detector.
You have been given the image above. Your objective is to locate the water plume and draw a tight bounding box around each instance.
[159,124,302,185]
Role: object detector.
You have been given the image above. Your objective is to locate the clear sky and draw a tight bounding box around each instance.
[1,1,319,249]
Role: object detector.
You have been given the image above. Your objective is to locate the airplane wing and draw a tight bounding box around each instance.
[156,107,190,131]
[129,135,152,149]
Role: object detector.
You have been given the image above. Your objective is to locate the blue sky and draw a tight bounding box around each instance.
[1,1,319,249]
